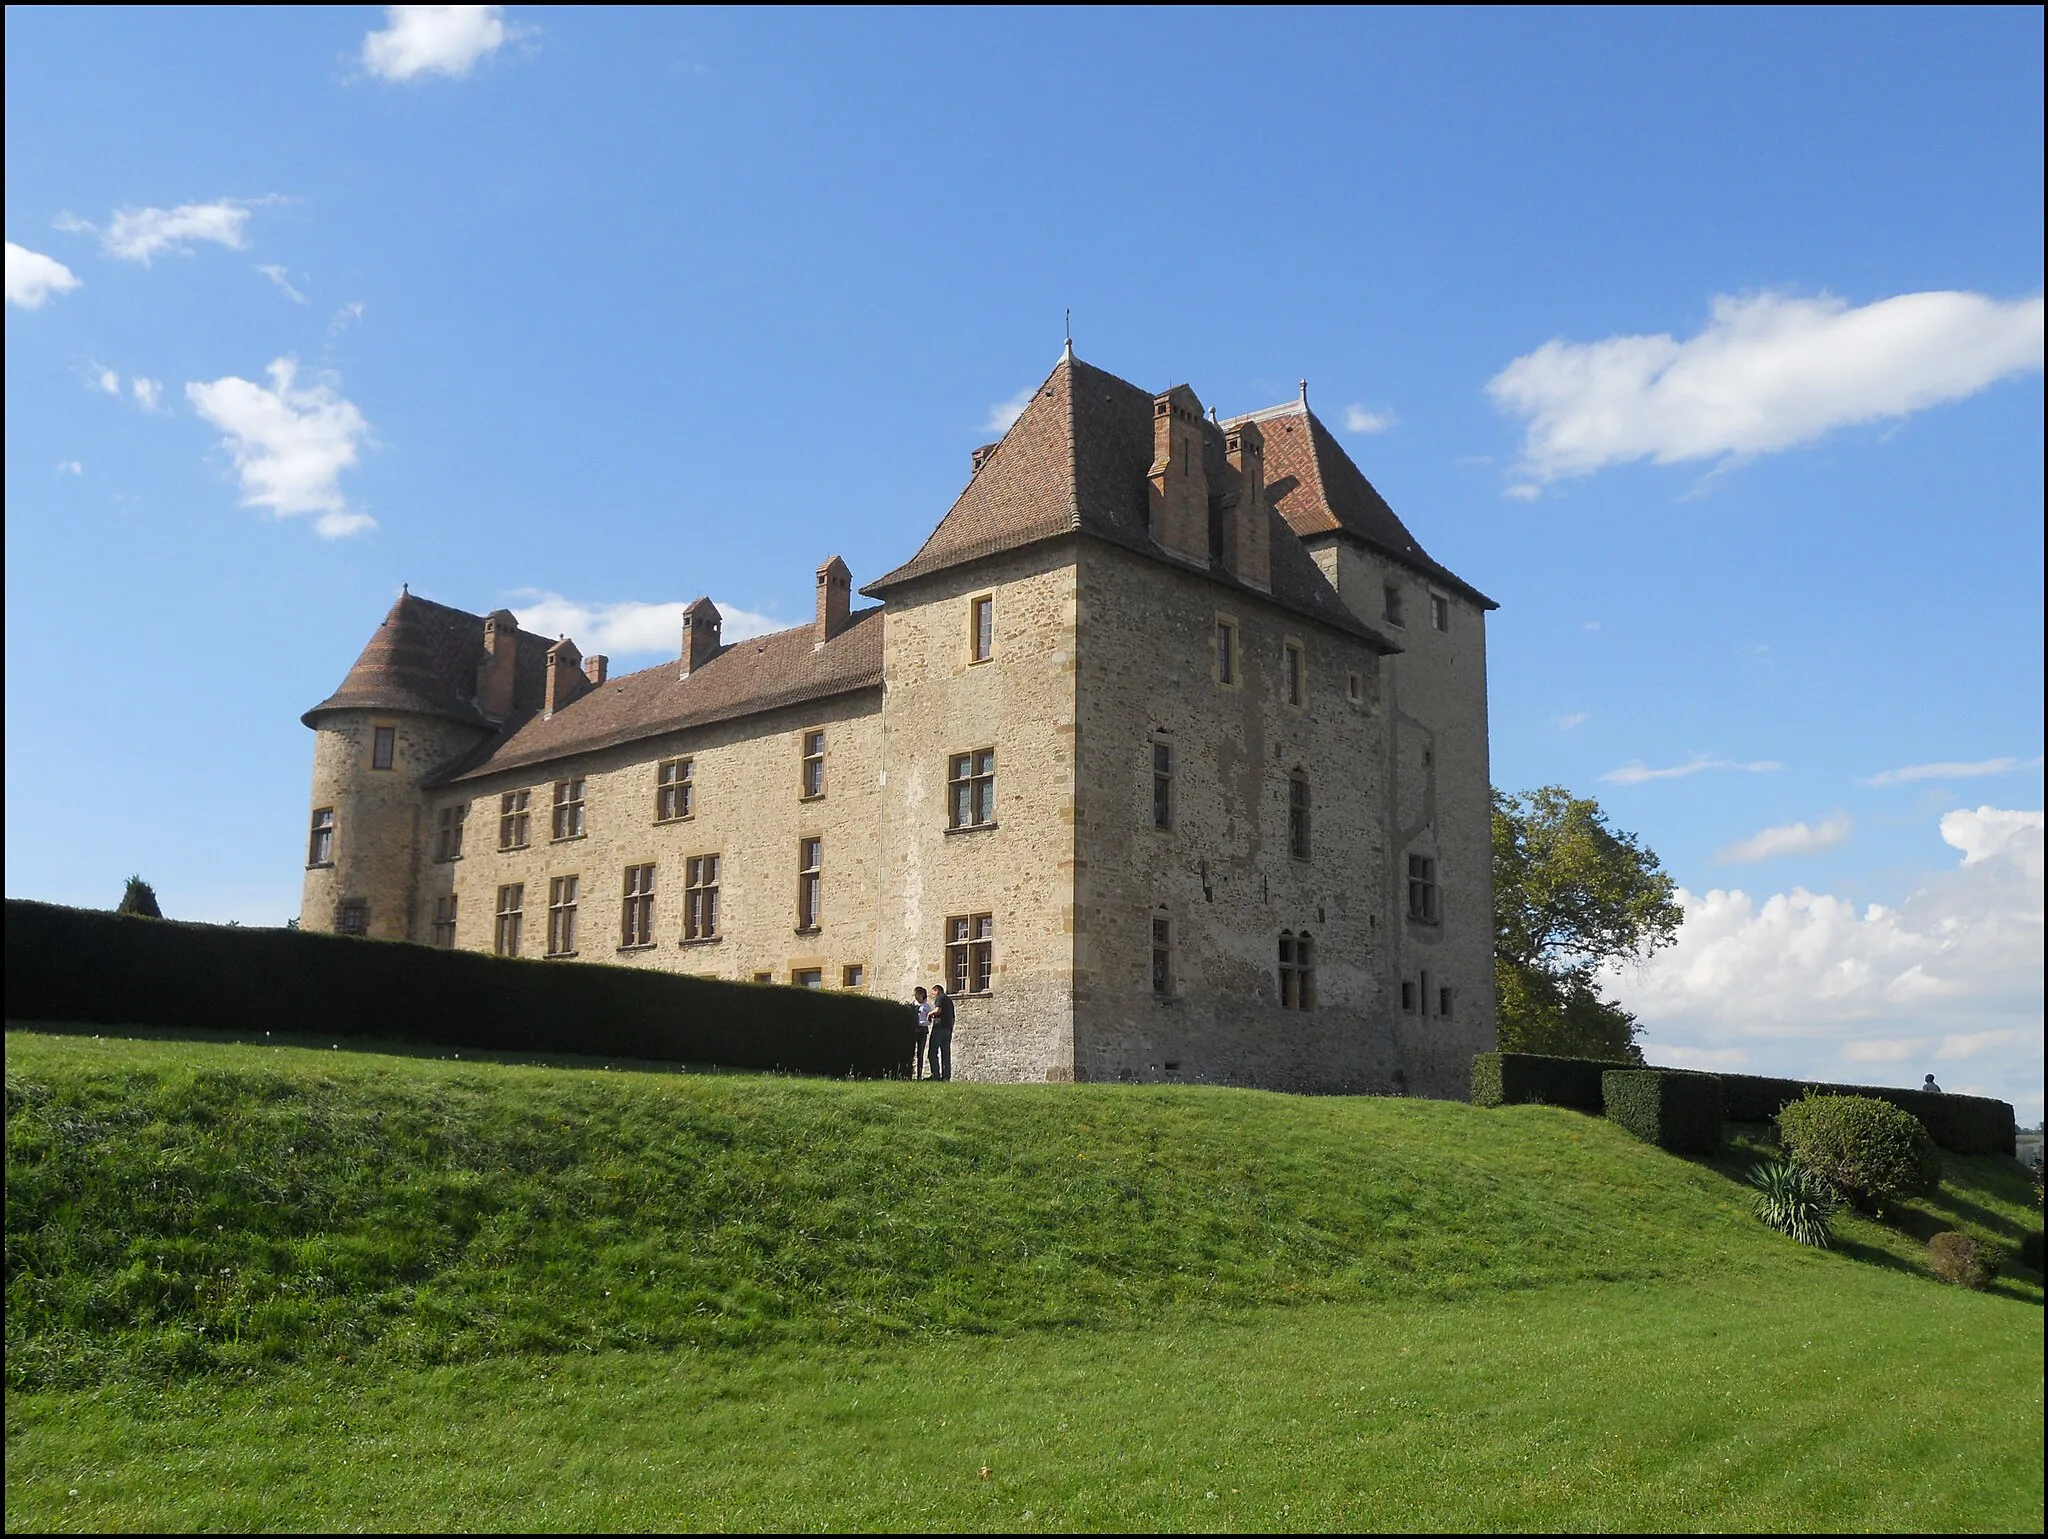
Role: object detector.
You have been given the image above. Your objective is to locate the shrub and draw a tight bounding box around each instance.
[2021,1230,2044,1274]
[1926,1232,1995,1290]
[1471,1052,1635,1112]
[1749,1160,1840,1247]
[115,876,162,918]
[1777,1094,1940,1212]
[1601,1069,1722,1154]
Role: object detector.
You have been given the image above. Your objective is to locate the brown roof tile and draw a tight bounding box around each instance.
[301,592,551,728]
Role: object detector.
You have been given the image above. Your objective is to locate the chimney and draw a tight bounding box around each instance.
[680,597,722,678]
[970,442,1000,475]
[582,654,609,687]
[1145,384,1208,563]
[477,608,520,720]
[1222,420,1272,592]
[544,637,589,719]
[815,555,851,647]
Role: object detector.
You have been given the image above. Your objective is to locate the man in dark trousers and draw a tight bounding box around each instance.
[927,983,955,1082]
[910,986,931,1079]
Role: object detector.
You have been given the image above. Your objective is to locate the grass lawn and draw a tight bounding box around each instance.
[6,1026,2043,1532]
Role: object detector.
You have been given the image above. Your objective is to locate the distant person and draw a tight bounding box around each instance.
[1923,1073,1943,1094]
[911,986,931,1080]
[927,983,955,1082]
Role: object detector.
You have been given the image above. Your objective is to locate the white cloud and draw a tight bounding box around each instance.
[982,387,1035,435]
[1601,754,1782,786]
[1503,483,1541,502]
[257,264,309,303]
[1616,805,2045,1118]
[1488,289,2046,483]
[329,301,367,337]
[1716,813,1852,864]
[1582,621,1601,631]
[1866,755,2042,787]
[56,460,83,476]
[1551,712,1590,731]
[131,377,165,412]
[506,592,787,657]
[92,366,121,396]
[6,241,82,308]
[1342,404,1396,435]
[184,358,374,538]
[95,200,256,264]
[363,6,523,82]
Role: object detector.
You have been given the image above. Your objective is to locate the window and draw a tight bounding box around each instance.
[1151,916,1173,995]
[1401,979,1417,1014]
[1407,854,1439,923]
[1430,592,1450,632]
[494,884,524,956]
[948,748,996,829]
[970,595,994,662]
[794,968,824,989]
[800,730,826,799]
[797,838,823,930]
[1383,583,1404,627]
[1215,618,1237,684]
[1439,985,1455,1018]
[308,807,335,866]
[551,778,586,840]
[435,804,467,862]
[842,964,865,989]
[946,913,994,995]
[656,758,693,822]
[1347,672,1362,705]
[432,896,458,949]
[752,972,773,984]
[499,790,531,850]
[371,725,396,771]
[336,901,368,936]
[621,864,656,947]
[1152,742,1173,829]
[1288,774,1312,860]
[684,854,720,941]
[1283,642,1305,707]
[547,875,580,956]
[1278,931,1315,1009]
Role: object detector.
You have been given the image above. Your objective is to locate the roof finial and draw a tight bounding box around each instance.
[401,582,409,596]
[1299,378,1308,408]
[1063,307,1073,360]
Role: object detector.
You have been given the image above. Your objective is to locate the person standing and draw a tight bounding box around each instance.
[1923,1073,1943,1094]
[928,983,955,1082]
[911,986,931,1080]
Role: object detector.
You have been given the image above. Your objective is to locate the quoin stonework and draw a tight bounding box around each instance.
[300,351,1498,1095]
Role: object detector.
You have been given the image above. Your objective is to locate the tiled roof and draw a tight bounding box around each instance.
[429,608,884,786]
[864,354,1398,647]
[1225,399,1497,610]
[301,592,550,728]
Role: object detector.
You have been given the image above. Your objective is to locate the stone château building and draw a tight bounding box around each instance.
[300,351,1498,1095]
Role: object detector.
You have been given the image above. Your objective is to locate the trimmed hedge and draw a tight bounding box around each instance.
[3,900,913,1077]
[1471,1052,1638,1113]
[1602,1070,1723,1155]
[1715,1071,2014,1157]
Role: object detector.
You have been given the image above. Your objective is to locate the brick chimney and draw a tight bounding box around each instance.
[815,555,851,647]
[544,637,589,719]
[1222,420,1272,592]
[477,608,520,720]
[680,597,722,678]
[1145,385,1208,563]
[582,654,608,686]
[971,442,1000,474]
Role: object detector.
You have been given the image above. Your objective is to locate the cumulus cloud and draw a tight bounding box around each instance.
[1716,813,1852,864]
[1488,289,2046,483]
[1615,806,2045,1117]
[363,5,523,82]
[131,377,165,412]
[257,263,309,303]
[1601,754,1782,786]
[185,359,374,538]
[6,241,82,307]
[982,387,1035,435]
[87,199,257,264]
[506,592,787,657]
[1342,404,1396,435]
[1865,755,2042,787]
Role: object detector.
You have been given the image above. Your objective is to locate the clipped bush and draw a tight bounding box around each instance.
[1717,1071,2014,1157]
[1471,1052,1635,1112]
[1926,1232,1995,1290]
[115,875,162,918]
[1777,1094,1940,1212]
[1601,1069,1722,1154]
[1749,1160,1841,1247]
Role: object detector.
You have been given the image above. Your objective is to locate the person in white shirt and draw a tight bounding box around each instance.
[911,986,931,1080]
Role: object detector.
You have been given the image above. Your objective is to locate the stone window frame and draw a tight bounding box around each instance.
[946,912,994,996]
[796,837,823,933]
[435,803,467,862]
[1287,771,1312,861]
[751,971,773,984]
[1346,672,1364,708]
[656,757,694,823]
[499,789,532,851]
[431,895,458,950]
[968,593,995,665]
[1281,637,1307,709]
[307,806,336,868]
[1150,737,1174,831]
[1278,929,1316,1009]
[620,863,657,949]
[551,777,587,842]
[799,729,827,800]
[841,964,866,990]
[494,884,524,956]
[947,747,997,832]
[370,723,397,772]
[1429,591,1451,633]
[1150,911,1175,997]
[1213,612,1241,688]
[1406,852,1441,925]
[336,900,369,936]
[793,968,825,989]
[683,853,721,943]
[546,874,580,957]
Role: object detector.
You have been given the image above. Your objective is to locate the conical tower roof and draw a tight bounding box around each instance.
[301,591,543,727]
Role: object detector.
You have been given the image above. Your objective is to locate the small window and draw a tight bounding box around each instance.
[499,790,531,850]
[1430,592,1450,632]
[797,837,822,930]
[431,895,457,949]
[1347,672,1362,705]
[656,758,693,822]
[621,864,656,948]
[800,730,826,799]
[552,778,586,841]
[494,884,524,956]
[308,807,335,866]
[371,725,396,771]
[1401,979,1417,1013]
[794,968,824,989]
[1288,774,1311,860]
[1278,931,1315,1009]
[1215,618,1237,684]
[946,913,994,995]
[948,748,997,829]
[1439,985,1455,1018]
[684,854,721,941]
[547,875,580,956]
[336,900,368,936]
[1407,854,1439,923]
[970,595,994,662]
[1151,916,1173,995]
[1152,742,1173,830]
[752,972,773,985]
[842,964,865,990]
[1283,642,1305,707]
[1383,583,1404,627]
[435,804,467,862]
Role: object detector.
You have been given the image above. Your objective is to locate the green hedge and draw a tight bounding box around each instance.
[1471,1052,1638,1112]
[1603,1070,1723,1155]
[1715,1071,2013,1156]
[3,900,913,1078]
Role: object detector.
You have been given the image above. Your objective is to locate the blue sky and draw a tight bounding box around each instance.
[6,7,2042,1112]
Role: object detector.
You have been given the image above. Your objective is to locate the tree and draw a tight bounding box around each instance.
[116,875,163,918]
[1492,786,1682,1061]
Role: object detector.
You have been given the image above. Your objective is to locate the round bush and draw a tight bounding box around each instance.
[1776,1094,1940,1211]
[1927,1231,1995,1290]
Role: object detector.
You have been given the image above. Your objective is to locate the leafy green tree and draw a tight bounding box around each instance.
[116,875,163,918]
[1492,786,1682,1061]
